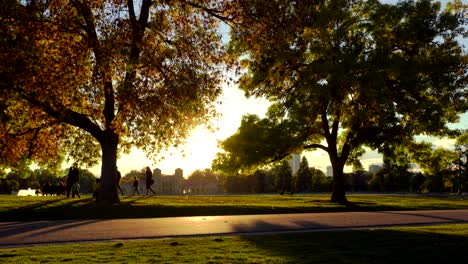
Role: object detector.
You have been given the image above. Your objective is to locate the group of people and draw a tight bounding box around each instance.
[38,164,157,200]
[131,166,156,195]
[41,181,66,196]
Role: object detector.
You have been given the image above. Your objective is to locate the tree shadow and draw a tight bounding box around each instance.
[237,225,468,263]
[6,197,65,212]
[343,201,407,212]
[0,219,103,245]
[375,210,468,223]
[1,197,97,221]
[120,195,153,206]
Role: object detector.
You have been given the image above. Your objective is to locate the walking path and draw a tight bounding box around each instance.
[1,209,468,247]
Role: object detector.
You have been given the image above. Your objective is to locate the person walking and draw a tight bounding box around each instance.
[132,176,140,195]
[66,164,79,198]
[71,181,80,198]
[145,166,156,195]
[115,167,124,195]
[93,178,101,199]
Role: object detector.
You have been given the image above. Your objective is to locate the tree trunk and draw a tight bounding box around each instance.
[97,130,120,204]
[330,159,348,204]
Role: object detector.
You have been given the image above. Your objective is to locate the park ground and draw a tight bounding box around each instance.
[2,193,468,221]
[1,193,468,263]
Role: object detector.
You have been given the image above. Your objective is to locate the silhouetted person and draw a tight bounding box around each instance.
[42,181,52,196]
[115,167,124,195]
[66,164,79,198]
[50,182,57,195]
[132,176,140,195]
[93,178,101,199]
[72,181,80,198]
[57,181,66,196]
[145,166,155,195]
[1,178,7,194]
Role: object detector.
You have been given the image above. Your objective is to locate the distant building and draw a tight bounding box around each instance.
[326,166,333,177]
[183,179,219,195]
[369,164,383,174]
[289,154,301,175]
[156,168,184,195]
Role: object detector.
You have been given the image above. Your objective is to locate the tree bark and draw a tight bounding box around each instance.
[97,129,119,204]
[330,162,348,204]
[321,109,349,204]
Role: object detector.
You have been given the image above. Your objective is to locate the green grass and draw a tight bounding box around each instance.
[1,193,468,221]
[1,223,467,263]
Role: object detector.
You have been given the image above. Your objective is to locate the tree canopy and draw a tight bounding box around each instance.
[0,0,228,203]
[214,0,467,203]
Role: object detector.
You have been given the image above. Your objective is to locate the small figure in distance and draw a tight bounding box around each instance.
[57,181,66,196]
[72,181,80,198]
[93,178,101,199]
[145,166,156,195]
[66,164,80,198]
[132,176,140,195]
[115,167,124,196]
[66,167,73,198]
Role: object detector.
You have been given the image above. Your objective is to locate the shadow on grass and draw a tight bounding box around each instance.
[239,227,468,263]
[343,200,446,212]
[6,197,65,211]
[0,219,104,242]
[1,194,467,221]
[120,195,154,206]
[1,197,96,221]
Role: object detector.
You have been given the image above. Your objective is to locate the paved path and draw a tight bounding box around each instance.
[1,209,468,247]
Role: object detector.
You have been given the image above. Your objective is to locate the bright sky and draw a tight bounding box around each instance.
[87,83,271,177]
[86,0,466,177]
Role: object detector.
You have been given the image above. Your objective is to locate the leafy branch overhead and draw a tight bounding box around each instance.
[0,0,232,203]
[0,0,229,166]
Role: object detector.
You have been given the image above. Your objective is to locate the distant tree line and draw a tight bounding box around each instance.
[215,145,468,195]
[0,167,97,195]
[2,130,466,195]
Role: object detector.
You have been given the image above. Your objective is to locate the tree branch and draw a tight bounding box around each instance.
[27,125,41,159]
[119,0,153,116]
[331,108,341,139]
[71,0,100,58]
[268,152,290,164]
[340,137,352,165]
[128,0,137,24]
[321,107,331,141]
[19,91,103,143]
[71,0,115,128]
[303,143,329,153]
[181,0,233,22]
[138,0,152,27]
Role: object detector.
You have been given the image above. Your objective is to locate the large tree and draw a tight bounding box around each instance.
[0,0,228,203]
[215,0,467,203]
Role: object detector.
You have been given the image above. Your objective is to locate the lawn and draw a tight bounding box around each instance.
[1,193,467,221]
[1,223,467,263]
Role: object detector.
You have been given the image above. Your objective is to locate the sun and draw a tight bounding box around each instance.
[165,126,220,175]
